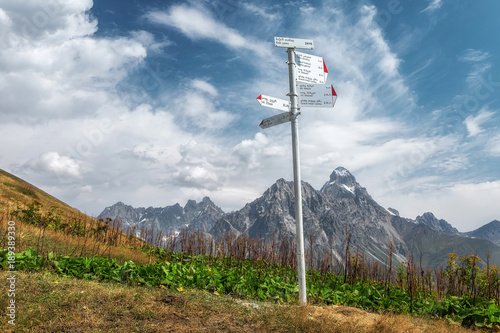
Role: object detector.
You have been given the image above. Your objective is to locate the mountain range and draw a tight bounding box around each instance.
[98,167,500,269]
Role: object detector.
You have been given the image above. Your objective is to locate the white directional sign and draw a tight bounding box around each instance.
[297,84,337,108]
[274,37,314,50]
[256,95,290,112]
[295,51,328,84]
[259,112,292,129]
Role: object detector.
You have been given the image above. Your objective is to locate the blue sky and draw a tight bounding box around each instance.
[1,0,499,231]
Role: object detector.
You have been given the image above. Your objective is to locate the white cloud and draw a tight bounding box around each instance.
[169,140,232,191]
[433,155,470,171]
[0,1,147,124]
[130,30,170,54]
[26,152,81,177]
[145,5,270,58]
[179,91,235,129]
[385,181,500,232]
[0,0,97,47]
[421,0,443,13]
[487,135,500,157]
[296,4,413,124]
[460,49,490,63]
[191,79,218,97]
[242,3,280,22]
[464,108,495,137]
[465,63,492,88]
[232,132,286,170]
[81,185,92,192]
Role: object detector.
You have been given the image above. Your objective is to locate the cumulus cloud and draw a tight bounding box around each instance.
[169,140,232,191]
[232,132,287,170]
[0,0,97,46]
[25,152,81,177]
[175,80,236,130]
[0,0,147,123]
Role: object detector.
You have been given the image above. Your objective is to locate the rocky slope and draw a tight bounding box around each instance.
[465,220,500,245]
[98,197,224,236]
[415,212,461,236]
[210,167,409,265]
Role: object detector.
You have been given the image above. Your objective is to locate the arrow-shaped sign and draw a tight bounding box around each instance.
[274,37,314,50]
[295,51,328,84]
[297,84,337,108]
[259,112,292,129]
[256,94,290,112]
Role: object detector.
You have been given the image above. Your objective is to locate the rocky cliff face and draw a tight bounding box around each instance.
[210,167,409,265]
[415,212,461,236]
[98,197,225,236]
[465,220,500,245]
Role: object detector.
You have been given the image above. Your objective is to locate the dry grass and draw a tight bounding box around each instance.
[0,219,152,265]
[0,169,79,217]
[1,166,152,265]
[0,271,484,333]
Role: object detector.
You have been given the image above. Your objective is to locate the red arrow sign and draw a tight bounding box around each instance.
[256,94,290,112]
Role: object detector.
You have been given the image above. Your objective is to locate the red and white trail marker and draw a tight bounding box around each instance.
[256,94,290,112]
[295,51,328,84]
[297,84,337,108]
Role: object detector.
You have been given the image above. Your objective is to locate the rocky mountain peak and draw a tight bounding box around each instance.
[184,196,218,211]
[98,197,225,235]
[320,167,373,203]
[328,167,357,186]
[201,196,213,205]
[262,178,295,201]
[184,199,198,212]
[415,212,460,236]
[465,220,500,245]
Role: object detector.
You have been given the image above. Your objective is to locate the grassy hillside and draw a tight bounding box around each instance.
[0,169,78,218]
[0,270,477,333]
[0,168,152,264]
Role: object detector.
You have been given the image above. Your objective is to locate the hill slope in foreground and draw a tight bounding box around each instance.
[0,168,80,217]
[0,271,475,333]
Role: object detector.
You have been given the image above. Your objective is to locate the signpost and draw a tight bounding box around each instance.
[295,51,328,84]
[256,95,290,112]
[259,112,292,129]
[298,84,337,107]
[286,46,307,307]
[257,37,337,306]
[274,37,314,49]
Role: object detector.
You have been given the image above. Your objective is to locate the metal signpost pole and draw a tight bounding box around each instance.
[260,37,334,306]
[287,47,307,306]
